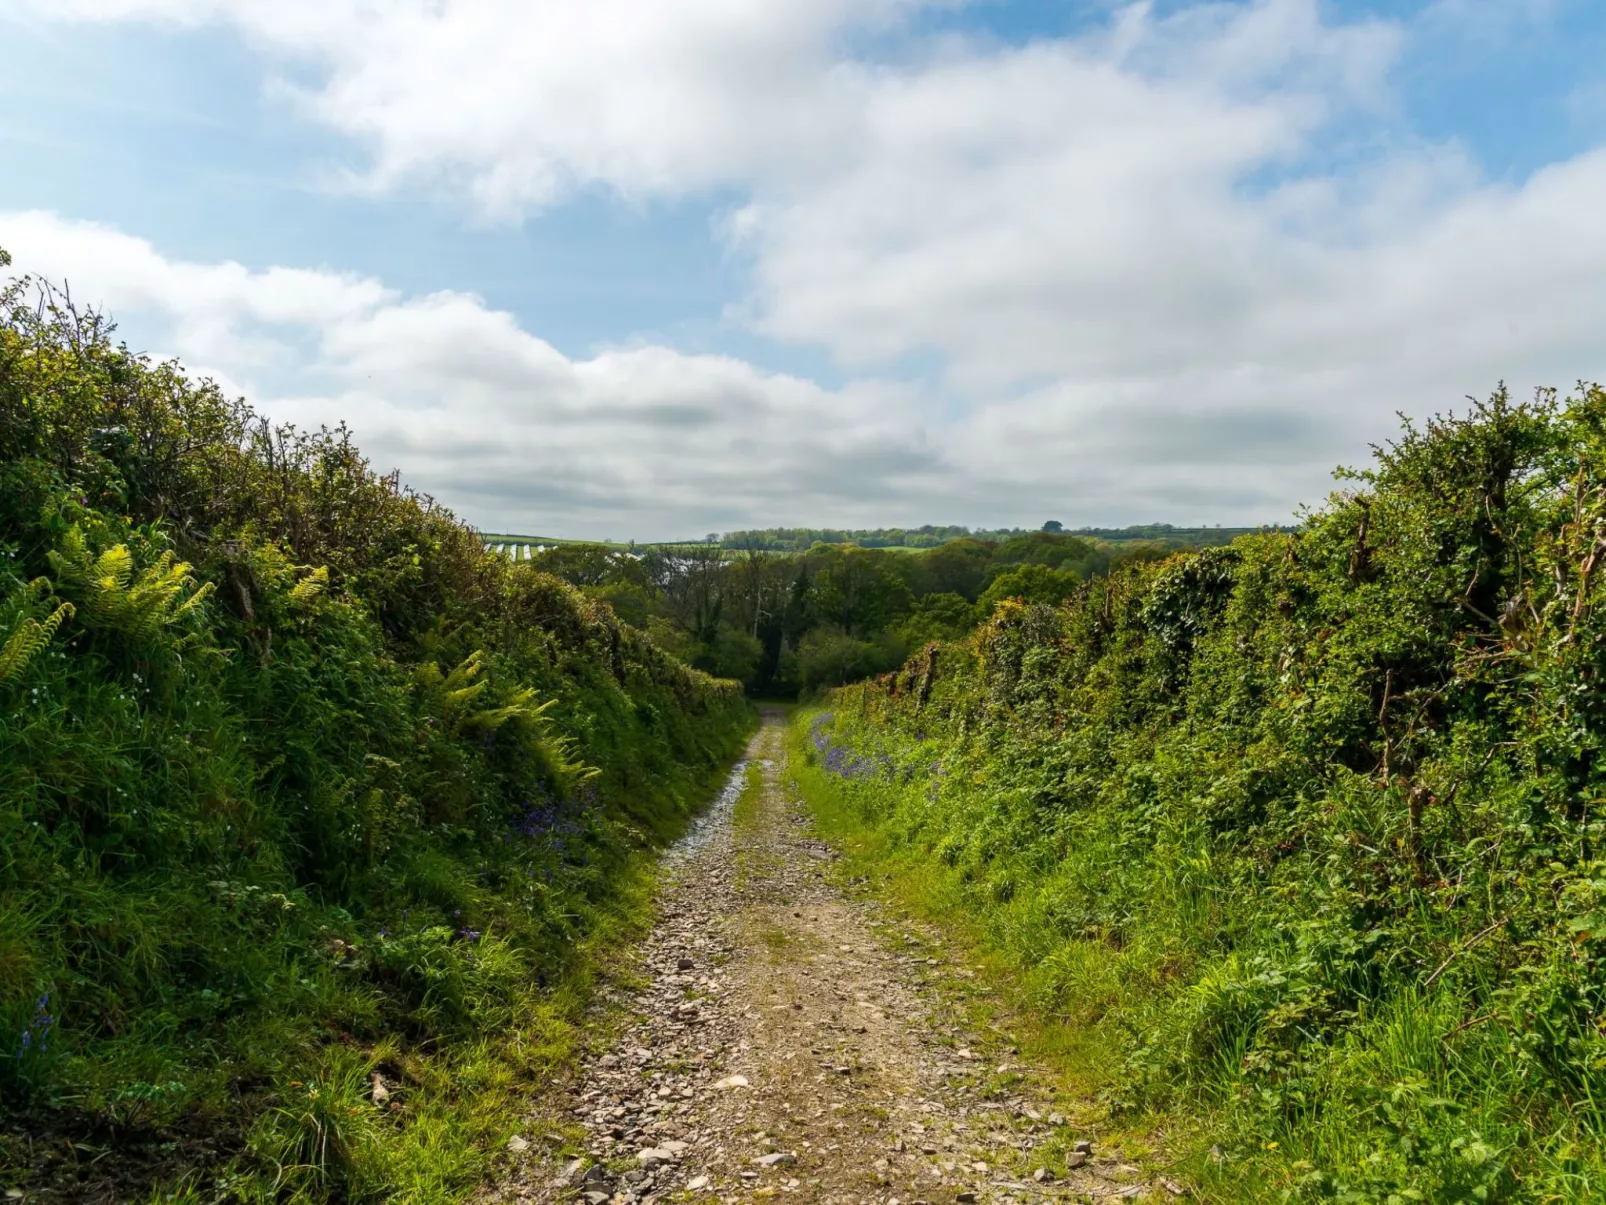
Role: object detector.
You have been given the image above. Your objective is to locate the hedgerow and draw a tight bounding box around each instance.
[800,385,1606,1202]
[0,251,751,1200]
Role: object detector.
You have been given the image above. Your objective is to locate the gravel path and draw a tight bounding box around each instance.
[489,712,1183,1205]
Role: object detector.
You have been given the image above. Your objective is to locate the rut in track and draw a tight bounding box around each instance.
[489,712,1182,1205]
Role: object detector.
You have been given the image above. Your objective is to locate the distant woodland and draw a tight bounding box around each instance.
[519,526,1259,695]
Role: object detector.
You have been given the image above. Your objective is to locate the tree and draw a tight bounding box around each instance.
[905,538,996,601]
[976,563,1080,618]
[642,545,727,645]
[1041,520,1064,533]
[807,548,914,637]
[527,543,646,588]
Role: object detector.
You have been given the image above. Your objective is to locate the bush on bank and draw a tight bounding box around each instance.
[0,253,752,1200]
[800,386,1606,1202]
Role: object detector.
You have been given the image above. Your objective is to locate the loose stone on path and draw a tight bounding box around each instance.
[485,712,1173,1204]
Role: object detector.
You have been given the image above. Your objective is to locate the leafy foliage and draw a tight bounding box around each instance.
[717,523,1276,551]
[0,580,73,685]
[0,254,751,1200]
[799,386,1606,1202]
[49,525,215,645]
[526,527,1174,696]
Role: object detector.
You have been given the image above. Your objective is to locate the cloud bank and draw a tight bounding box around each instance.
[3,0,1605,537]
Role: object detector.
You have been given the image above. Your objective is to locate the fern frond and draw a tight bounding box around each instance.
[445,681,489,709]
[288,566,329,609]
[48,526,214,644]
[92,545,134,594]
[535,729,601,783]
[0,601,74,685]
[441,652,484,694]
[458,688,554,733]
[172,579,217,621]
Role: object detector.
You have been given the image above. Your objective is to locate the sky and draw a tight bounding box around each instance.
[1,0,1604,541]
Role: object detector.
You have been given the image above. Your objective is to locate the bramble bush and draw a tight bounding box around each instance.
[799,385,1606,1202]
[0,249,751,1200]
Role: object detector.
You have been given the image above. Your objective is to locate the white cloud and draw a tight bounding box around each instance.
[3,0,1605,534]
[0,211,949,538]
[13,0,929,215]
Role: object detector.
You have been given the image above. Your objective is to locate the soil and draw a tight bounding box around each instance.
[488,711,1185,1205]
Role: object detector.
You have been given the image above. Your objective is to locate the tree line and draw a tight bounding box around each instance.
[715,521,1276,551]
[522,529,1180,694]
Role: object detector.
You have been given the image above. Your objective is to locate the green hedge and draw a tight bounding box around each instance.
[0,251,752,1200]
[803,386,1606,1202]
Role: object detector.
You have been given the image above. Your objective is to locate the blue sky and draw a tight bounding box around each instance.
[2,0,1604,539]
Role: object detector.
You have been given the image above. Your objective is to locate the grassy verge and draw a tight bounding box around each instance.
[783,714,1185,1179]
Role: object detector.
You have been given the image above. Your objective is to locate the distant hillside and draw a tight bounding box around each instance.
[479,523,1291,554]
[717,522,1286,551]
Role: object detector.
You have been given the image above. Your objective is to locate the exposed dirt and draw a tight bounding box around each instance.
[489,712,1184,1205]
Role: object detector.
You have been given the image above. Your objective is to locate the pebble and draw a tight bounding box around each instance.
[483,720,1184,1204]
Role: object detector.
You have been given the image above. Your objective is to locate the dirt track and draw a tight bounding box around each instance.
[489,712,1180,1205]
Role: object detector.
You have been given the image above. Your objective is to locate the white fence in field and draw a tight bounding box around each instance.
[481,540,551,561]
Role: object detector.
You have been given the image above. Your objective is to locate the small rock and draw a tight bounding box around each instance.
[970,1162,988,1173]
[506,1134,530,1154]
[638,1146,674,1167]
[1048,1112,1066,1126]
[370,1073,391,1106]
[1073,1140,1093,1156]
[1032,1168,1054,1183]
[687,1175,710,1190]
[956,1194,977,1204]
[678,957,695,970]
[755,1152,796,1167]
[5,1192,23,1202]
[582,1194,610,1205]
[581,1165,610,1185]
[1160,1178,1188,1197]
[712,1074,749,1089]
[661,1139,689,1154]
[1066,1152,1088,1170]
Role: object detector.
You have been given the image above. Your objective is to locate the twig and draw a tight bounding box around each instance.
[1424,916,1508,988]
[1442,1013,1497,1039]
